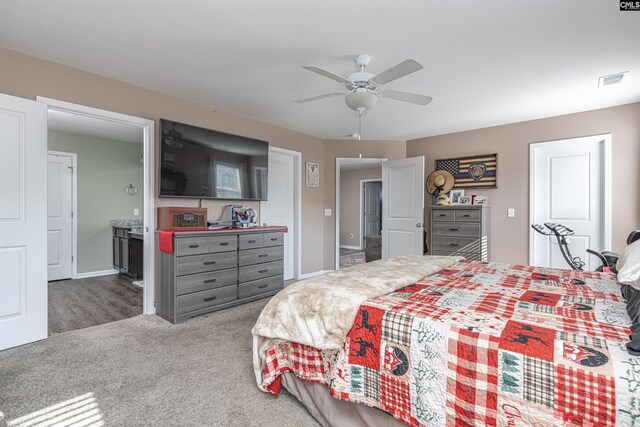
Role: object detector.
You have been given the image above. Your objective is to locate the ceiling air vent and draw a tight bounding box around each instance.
[598,71,627,88]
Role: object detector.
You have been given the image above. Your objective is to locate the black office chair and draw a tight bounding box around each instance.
[587,230,640,273]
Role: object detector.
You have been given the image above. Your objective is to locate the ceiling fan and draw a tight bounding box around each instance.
[295,55,433,112]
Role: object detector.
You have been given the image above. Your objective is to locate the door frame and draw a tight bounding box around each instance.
[359,178,382,250]
[37,97,156,315]
[335,157,386,270]
[528,134,612,266]
[47,150,78,279]
[260,146,302,279]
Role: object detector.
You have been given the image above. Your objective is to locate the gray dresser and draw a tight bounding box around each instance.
[156,227,285,324]
[430,206,490,261]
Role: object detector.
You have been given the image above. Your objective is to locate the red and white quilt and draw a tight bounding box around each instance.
[261,260,639,426]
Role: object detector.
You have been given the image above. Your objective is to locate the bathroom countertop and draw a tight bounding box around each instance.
[111,219,143,228]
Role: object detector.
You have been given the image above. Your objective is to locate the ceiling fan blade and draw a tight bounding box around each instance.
[303,65,352,85]
[369,59,423,86]
[380,89,433,105]
[295,91,346,103]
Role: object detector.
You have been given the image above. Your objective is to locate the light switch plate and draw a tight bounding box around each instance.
[507,208,515,218]
[324,209,332,216]
[134,208,140,216]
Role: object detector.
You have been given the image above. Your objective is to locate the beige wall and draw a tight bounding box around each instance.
[323,139,406,269]
[407,103,640,265]
[0,48,325,274]
[339,167,382,247]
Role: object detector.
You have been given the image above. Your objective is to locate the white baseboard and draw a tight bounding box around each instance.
[298,270,333,280]
[76,269,119,279]
[339,245,362,250]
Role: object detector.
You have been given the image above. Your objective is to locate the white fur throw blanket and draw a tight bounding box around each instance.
[252,255,462,390]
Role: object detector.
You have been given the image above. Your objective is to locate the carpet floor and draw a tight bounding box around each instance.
[338,250,366,268]
[0,299,319,427]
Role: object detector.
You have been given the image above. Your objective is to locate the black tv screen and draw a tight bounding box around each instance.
[159,119,268,201]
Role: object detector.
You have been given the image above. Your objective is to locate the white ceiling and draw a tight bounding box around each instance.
[48,109,143,143]
[2,1,638,141]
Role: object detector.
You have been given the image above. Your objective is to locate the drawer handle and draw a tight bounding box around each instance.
[203,279,217,284]
[462,214,471,217]
[258,284,268,289]
[259,269,269,273]
[258,254,268,258]
[219,242,229,246]
[203,296,217,302]
[450,228,460,231]
[189,244,200,248]
[270,238,278,241]
[248,240,256,243]
[450,243,459,247]
[439,214,446,217]
[203,261,217,265]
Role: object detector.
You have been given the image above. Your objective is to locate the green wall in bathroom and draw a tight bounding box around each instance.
[48,130,143,274]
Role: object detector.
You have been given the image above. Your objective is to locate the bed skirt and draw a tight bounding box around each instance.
[282,372,405,427]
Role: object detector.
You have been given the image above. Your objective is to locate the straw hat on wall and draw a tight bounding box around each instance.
[426,170,455,197]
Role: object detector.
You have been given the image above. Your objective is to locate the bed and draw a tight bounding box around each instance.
[252,255,639,427]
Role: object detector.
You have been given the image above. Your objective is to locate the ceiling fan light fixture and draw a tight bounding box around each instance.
[345,90,378,112]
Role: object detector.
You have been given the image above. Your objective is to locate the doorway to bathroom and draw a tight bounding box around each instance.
[41,98,154,335]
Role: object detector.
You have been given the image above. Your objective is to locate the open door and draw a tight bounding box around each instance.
[382,156,425,258]
[0,93,48,350]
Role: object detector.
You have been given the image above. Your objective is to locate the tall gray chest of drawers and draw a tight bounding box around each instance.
[156,228,285,324]
[431,206,490,261]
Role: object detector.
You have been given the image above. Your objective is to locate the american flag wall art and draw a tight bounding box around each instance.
[435,153,497,189]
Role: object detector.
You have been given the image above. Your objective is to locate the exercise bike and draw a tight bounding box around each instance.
[531,223,640,272]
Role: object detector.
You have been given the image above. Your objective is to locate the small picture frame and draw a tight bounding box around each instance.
[458,196,472,205]
[449,189,465,204]
[474,195,488,205]
[305,162,320,187]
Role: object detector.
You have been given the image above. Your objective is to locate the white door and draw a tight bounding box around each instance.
[530,135,610,270]
[47,152,74,281]
[261,149,295,280]
[382,156,425,258]
[0,93,48,350]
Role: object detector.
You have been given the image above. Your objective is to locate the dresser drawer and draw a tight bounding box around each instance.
[432,222,481,238]
[432,210,454,222]
[263,232,284,247]
[207,235,238,253]
[239,245,284,267]
[239,233,264,250]
[239,275,284,299]
[239,260,283,283]
[176,268,237,295]
[432,250,482,261]
[176,236,210,256]
[176,251,237,276]
[454,209,481,222]
[432,236,480,252]
[176,285,237,315]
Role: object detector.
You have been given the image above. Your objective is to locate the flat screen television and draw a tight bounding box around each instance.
[159,119,268,200]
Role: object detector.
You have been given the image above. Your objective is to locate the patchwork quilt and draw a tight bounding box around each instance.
[261,260,638,426]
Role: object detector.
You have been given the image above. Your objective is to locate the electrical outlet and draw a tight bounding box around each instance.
[507,208,515,218]
[324,209,332,216]
[350,233,354,239]
[134,208,140,216]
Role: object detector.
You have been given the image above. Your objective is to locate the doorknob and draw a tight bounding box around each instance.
[416,223,422,228]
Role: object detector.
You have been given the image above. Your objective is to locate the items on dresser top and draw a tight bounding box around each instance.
[430,205,490,261]
[156,227,286,323]
[157,207,208,231]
